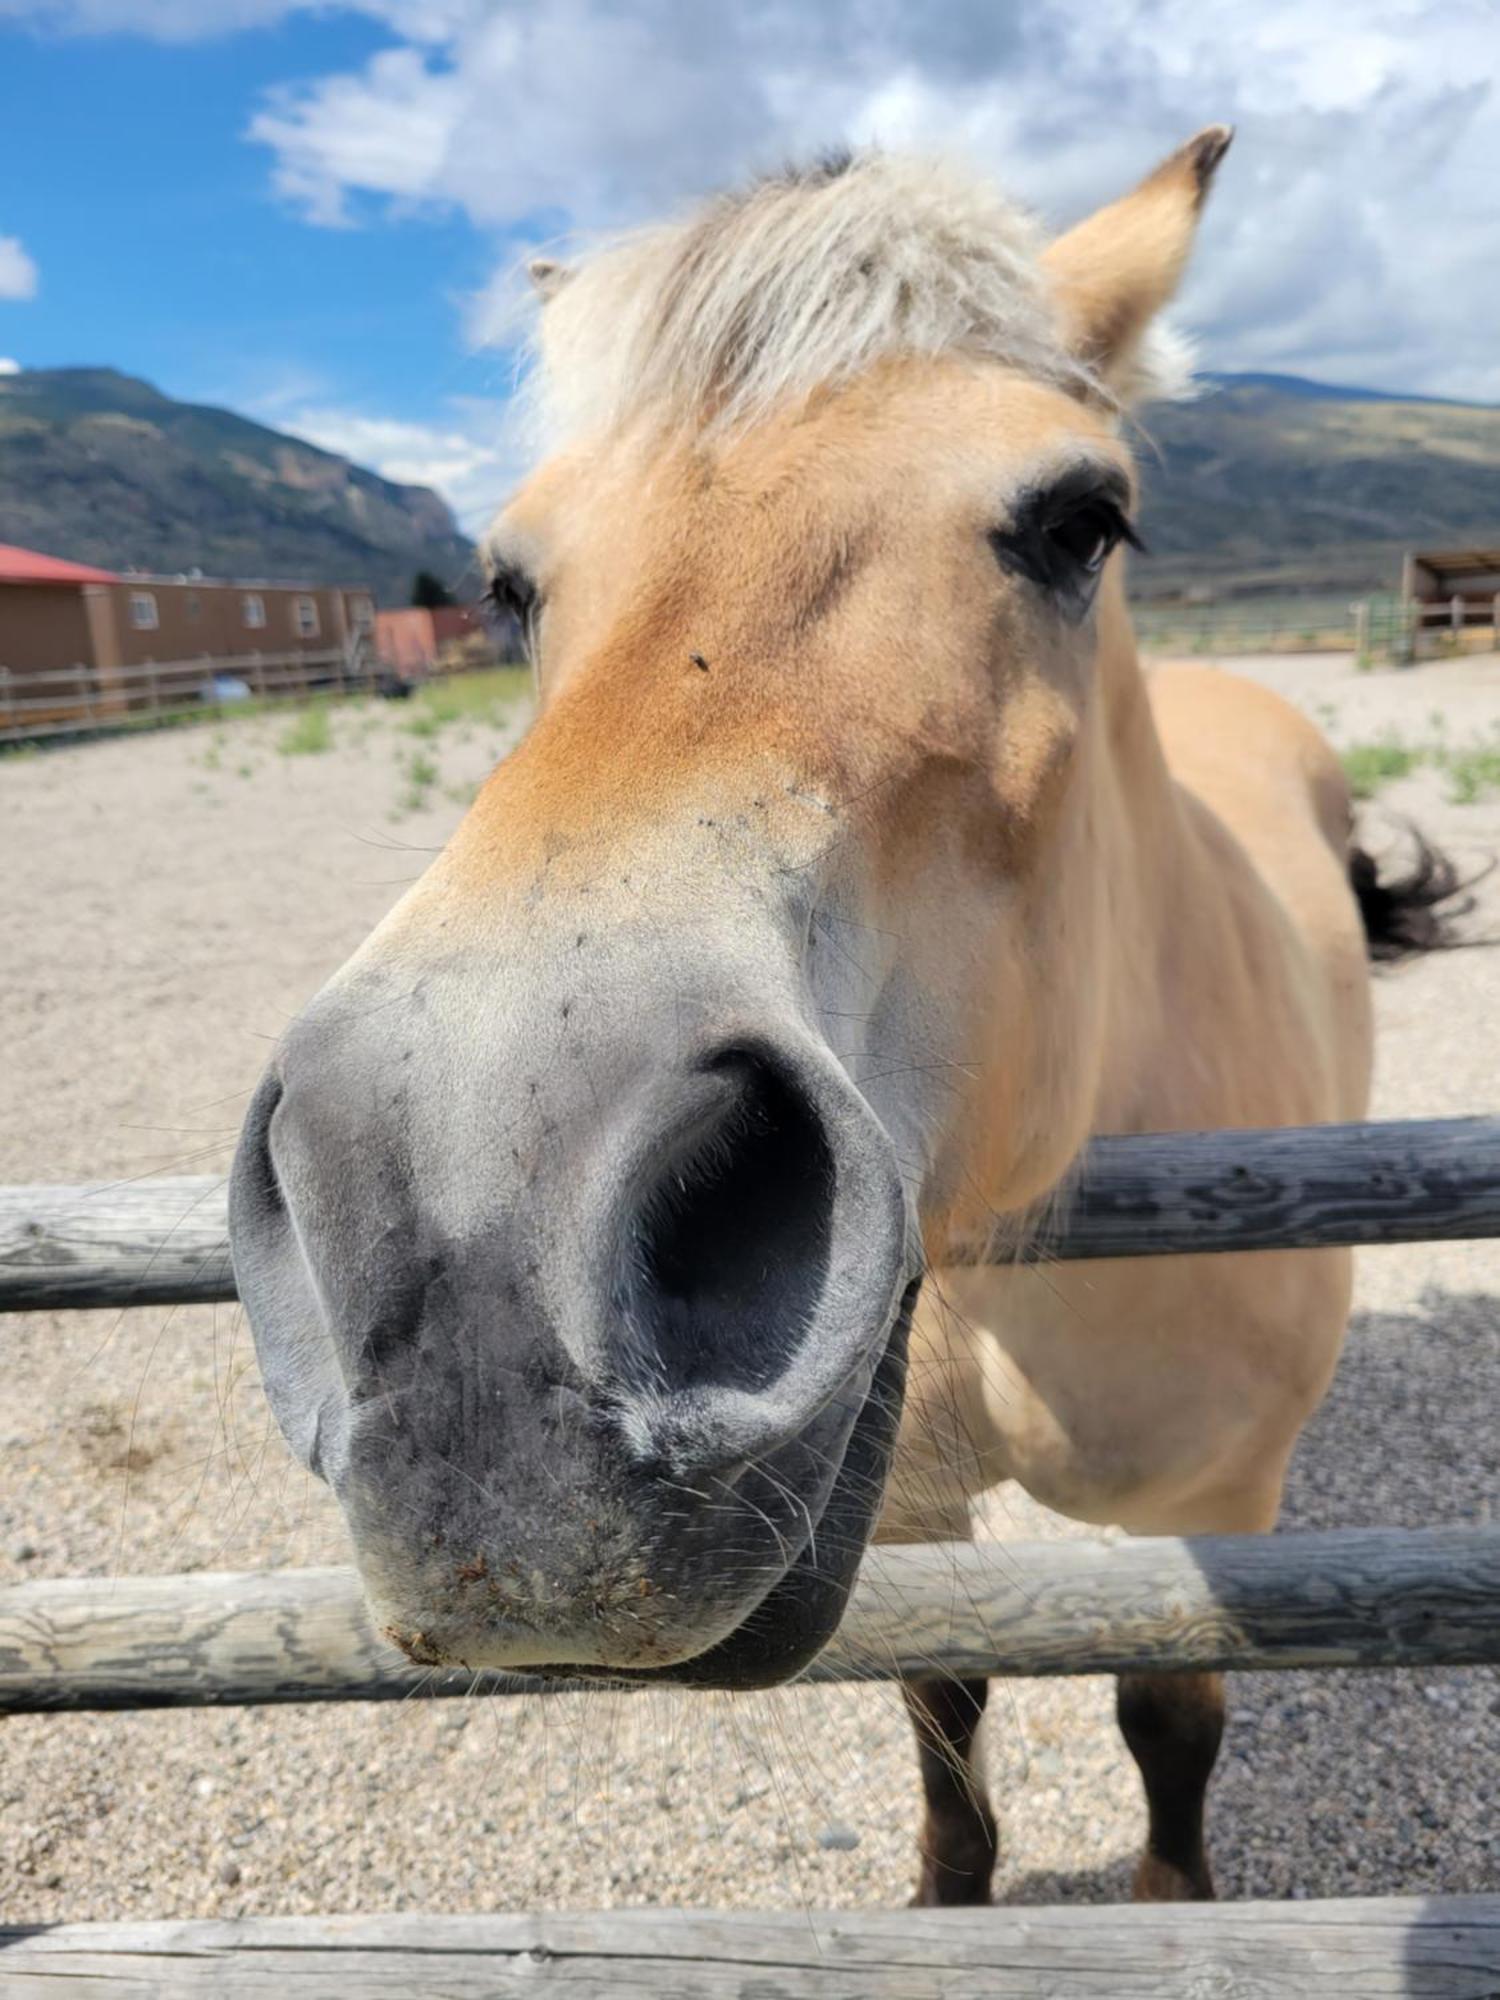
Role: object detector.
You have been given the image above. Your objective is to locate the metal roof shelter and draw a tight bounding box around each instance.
[1399,546,1500,656]
[1402,547,1500,598]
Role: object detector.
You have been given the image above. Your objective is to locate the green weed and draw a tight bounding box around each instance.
[1341,738,1421,800]
[1443,742,1500,804]
[391,746,441,817]
[277,702,333,756]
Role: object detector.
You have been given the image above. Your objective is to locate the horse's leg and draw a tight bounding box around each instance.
[875,1284,1003,1906]
[876,1451,996,1906]
[1116,1475,1283,1903]
[1115,1669,1223,1900]
[902,1672,997,1905]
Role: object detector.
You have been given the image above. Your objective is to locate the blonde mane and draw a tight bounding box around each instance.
[526,150,1108,450]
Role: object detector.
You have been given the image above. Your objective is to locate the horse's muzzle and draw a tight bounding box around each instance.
[228,950,917,1683]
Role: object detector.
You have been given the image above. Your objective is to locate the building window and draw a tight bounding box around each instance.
[349,595,374,631]
[129,591,159,632]
[185,592,201,622]
[242,593,266,631]
[294,595,320,638]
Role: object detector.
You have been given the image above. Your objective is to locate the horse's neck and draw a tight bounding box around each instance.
[1084,609,1231,1135]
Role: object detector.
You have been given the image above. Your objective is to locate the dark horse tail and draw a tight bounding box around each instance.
[1348,825,1482,962]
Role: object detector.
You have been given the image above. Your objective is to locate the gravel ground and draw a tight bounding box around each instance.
[0,653,1497,1921]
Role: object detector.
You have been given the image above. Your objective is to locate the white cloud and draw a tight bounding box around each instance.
[252,47,466,226]
[237,0,1500,403]
[0,357,20,374]
[6,1,1499,399]
[0,234,38,301]
[272,397,522,527]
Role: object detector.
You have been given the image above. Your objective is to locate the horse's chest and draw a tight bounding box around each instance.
[905,1255,1343,1532]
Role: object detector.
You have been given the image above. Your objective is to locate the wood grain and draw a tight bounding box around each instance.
[5,1116,1498,1312]
[4,1526,1499,1713]
[0,1900,1497,1996]
[0,1175,232,1311]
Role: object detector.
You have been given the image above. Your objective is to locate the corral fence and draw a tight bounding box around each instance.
[1408,591,1500,660]
[0,633,517,748]
[0,642,375,745]
[2,1115,1499,1992]
[1134,591,1500,666]
[1133,595,1370,658]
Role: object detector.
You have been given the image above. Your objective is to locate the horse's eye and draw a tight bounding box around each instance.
[991,480,1144,611]
[487,561,538,624]
[487,561,541,661]
[1044,500,1128,576]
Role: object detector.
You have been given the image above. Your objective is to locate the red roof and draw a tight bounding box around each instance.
[0,542,119,586]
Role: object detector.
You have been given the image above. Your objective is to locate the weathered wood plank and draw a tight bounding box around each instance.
[3,1526,1498,1713]
[0,1176,232,1312]
[1,1900,1497,1997]
[5,1117,1499,1313]
[1049,1114,1500,1261]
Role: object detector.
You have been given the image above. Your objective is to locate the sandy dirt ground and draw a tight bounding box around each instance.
[0,652,1498,1920]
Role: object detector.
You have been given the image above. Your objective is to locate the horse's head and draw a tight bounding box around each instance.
[230,131,1229,1684]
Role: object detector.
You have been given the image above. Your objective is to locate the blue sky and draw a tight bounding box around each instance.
[0,19,494,412]
[2,1,1498,533]
[0,9,541,531]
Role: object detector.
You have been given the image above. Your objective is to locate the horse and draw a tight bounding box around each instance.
[229,127,1459,1905]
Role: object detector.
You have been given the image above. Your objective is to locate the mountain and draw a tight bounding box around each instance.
[0,368,475,605]
[1136,372,1500,598]
[1198,371,1470,407]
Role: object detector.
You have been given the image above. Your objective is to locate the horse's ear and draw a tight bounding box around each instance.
[528,257,572,301]
[1042,126,1232,399]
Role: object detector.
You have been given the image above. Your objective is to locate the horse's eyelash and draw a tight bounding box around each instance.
[486,563,543,663]
[486,562,537,616]
[1105,502,1148,556]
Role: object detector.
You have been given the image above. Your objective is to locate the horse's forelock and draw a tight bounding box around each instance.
[524,150,1101,451]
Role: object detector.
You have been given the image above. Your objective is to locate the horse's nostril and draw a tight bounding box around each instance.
[239,1070,287,1219]
[628,1049,836,1399]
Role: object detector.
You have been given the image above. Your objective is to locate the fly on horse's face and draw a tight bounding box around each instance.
[230,132,1230,1687]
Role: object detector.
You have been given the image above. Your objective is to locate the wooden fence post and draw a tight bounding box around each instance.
[1397,600,1422,667]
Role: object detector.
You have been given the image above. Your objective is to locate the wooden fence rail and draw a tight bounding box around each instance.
[4,1115,1499,1313]
[0,645,369,743]
[3,1525,1498,1714]
[2,1900,1495,1998]
[4,1109,1500,1989]
[2,1112,1500,1984]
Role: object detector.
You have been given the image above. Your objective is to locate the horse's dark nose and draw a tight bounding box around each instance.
[229,947,915,1673]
